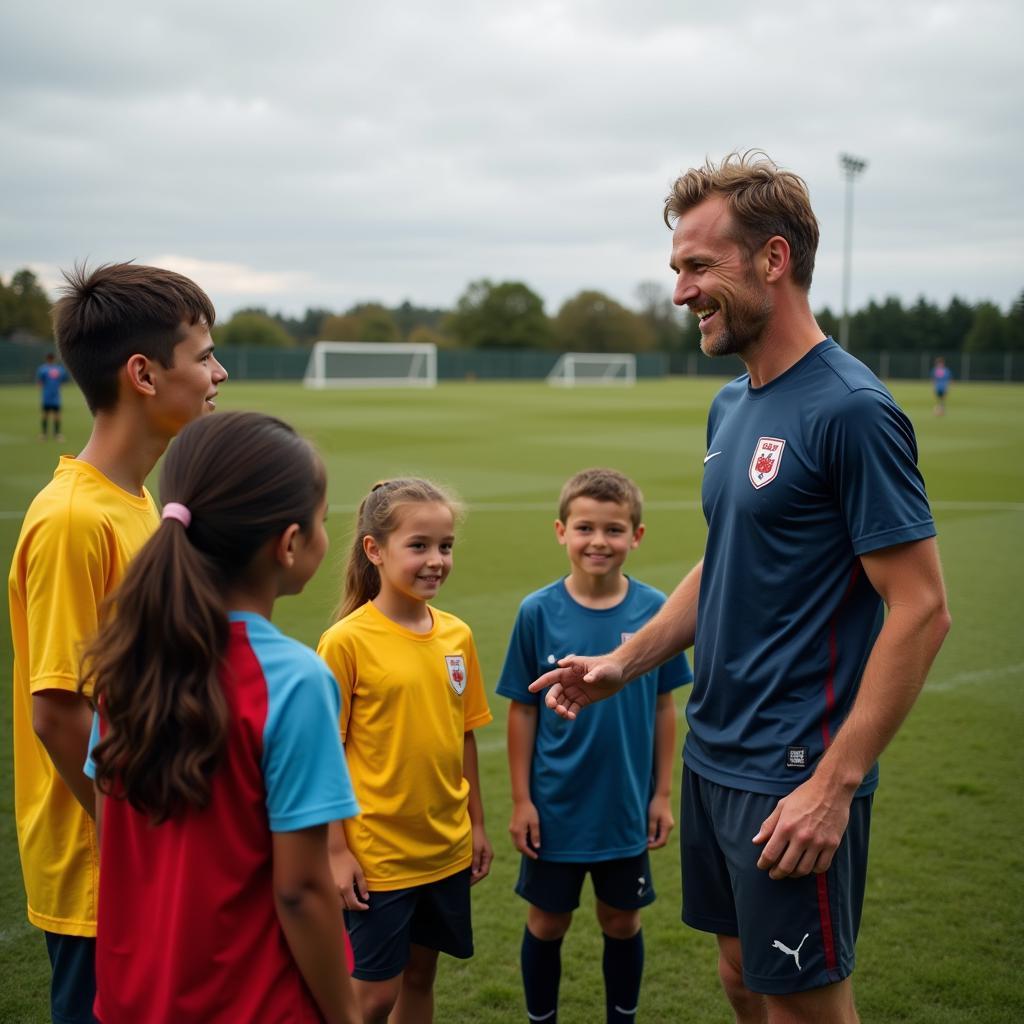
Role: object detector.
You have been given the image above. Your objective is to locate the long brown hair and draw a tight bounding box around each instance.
[336,478,460,621]
[82,411,325,823]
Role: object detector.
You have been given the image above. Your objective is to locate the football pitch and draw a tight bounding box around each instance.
[1,377,1022,1022]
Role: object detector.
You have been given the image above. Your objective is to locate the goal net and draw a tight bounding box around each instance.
[546,352,637,387]
[303,341,438,389]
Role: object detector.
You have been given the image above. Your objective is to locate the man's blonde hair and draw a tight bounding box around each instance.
[664,150,820,290]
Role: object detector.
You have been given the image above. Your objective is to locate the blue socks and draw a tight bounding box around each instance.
[521,928,561,1023]
[603,930,644,1024]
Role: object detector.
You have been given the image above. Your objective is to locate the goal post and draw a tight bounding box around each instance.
[303,341,438,389]
[546,352,637,387]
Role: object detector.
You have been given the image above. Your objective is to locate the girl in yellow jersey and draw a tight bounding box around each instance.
[317,478,493,1024]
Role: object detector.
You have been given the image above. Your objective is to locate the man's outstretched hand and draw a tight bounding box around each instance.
[528,655,626,719]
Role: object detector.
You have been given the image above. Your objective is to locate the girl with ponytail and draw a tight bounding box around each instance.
[317,479,493,1024]
[81,410,359,1024]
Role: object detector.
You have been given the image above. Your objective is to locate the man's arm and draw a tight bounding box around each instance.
[754,537,951,879]
[507,701,541,858]
[648,691,677,849]
[529,558,703,719]
[464,731,493,885]
[32,690,96,816]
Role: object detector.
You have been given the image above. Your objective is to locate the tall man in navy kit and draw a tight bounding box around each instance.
[530,152,951,1024]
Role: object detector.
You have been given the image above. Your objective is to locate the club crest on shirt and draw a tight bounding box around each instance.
[621,632,634,645]
[445,655,467,696]
[749,437,786,489]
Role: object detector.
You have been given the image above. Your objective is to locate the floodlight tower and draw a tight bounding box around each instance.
[839,153,868,350]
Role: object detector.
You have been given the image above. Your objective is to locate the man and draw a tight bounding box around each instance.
[37,352,70,440]
[531,152,950,1024]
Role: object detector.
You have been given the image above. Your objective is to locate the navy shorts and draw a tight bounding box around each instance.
[680,766,871,995]
[516,850,656,914]
[44,932,97,1024]
[343,868,473,981]
[42,403,62,412]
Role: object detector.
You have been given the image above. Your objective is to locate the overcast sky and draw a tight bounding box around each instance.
[2,0,1021,322]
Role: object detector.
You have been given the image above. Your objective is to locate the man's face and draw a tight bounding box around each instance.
[149,322,228,437]
[670,195,772,358]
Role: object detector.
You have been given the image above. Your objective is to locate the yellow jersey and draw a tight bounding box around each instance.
[9,457,158,936]
[318,601,492,890]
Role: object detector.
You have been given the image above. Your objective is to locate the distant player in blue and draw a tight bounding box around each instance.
[497,468,691,1024]
[37,352,70,440]
[932,357,952,416]
[532,154,950,1024]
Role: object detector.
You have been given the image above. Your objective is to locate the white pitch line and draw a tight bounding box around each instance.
[925,661,1024,693]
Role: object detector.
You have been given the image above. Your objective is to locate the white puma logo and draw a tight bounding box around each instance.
[637,876,646,897]
[771,933,809,971]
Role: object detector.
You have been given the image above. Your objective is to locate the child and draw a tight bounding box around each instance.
[317,478,493,1024]
[8,262,227,1024]
[81,411,360,1024]
[36,351,70,440]
[496,468,692,1024]
[932,356,953,415]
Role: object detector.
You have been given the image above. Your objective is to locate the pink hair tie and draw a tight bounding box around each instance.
[162,502,192,528]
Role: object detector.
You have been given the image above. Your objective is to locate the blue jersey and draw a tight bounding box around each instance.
[688,339,935,797]
[497,578,691,861]
[37,363,69,406]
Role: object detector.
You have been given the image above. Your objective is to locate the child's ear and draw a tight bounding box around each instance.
[554,519,567,546]
[274,523,302,567]
[124,354,156,398]
[631,523,646,548]
[363,534,383,565]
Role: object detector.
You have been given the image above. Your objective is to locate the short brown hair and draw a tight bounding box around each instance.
[663,150,819,290]
[558,468,643,528]
[52,262,216,413]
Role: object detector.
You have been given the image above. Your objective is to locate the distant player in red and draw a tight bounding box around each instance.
[82,412,360,1024]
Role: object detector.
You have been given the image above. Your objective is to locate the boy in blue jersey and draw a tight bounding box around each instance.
[37,352,70,440]
[497,468,691,1024]
[531,153,950,1024]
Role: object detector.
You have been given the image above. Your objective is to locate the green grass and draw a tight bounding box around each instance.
[2,378,1022,1022]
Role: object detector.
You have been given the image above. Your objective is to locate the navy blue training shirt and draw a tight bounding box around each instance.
[685,338,936,797]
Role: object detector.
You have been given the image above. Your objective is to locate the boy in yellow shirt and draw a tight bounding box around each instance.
[8,262,227,1024]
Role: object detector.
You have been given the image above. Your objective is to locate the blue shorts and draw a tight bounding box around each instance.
[343,868,473,981]
[44,932,97,1024]
[516,850,656,913]
[680,766,871,995]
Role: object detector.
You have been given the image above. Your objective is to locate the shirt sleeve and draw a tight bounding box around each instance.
[656,649,693,694]
[83,712,101,779]
[262,658,360,832]
[827,388,936,556]
[494,603,540,705]
[316,627,356,742]
[461,632,493,731]
[22,506,112,696]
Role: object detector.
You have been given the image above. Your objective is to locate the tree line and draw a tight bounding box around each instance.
[3,268,1023,354]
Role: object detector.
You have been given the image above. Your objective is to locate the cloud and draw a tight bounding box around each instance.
[1,0,1021,317]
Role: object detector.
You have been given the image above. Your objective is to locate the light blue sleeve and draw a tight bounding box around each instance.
[262,657,360,832]
[83,712,100,779]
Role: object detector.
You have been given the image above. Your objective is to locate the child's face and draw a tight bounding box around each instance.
[555,497,643,581]
[283,496,330,596]
[148,322,228,437]
[369,502,455,604]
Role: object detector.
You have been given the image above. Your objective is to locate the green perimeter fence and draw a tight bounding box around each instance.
[3,341,1022,385]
